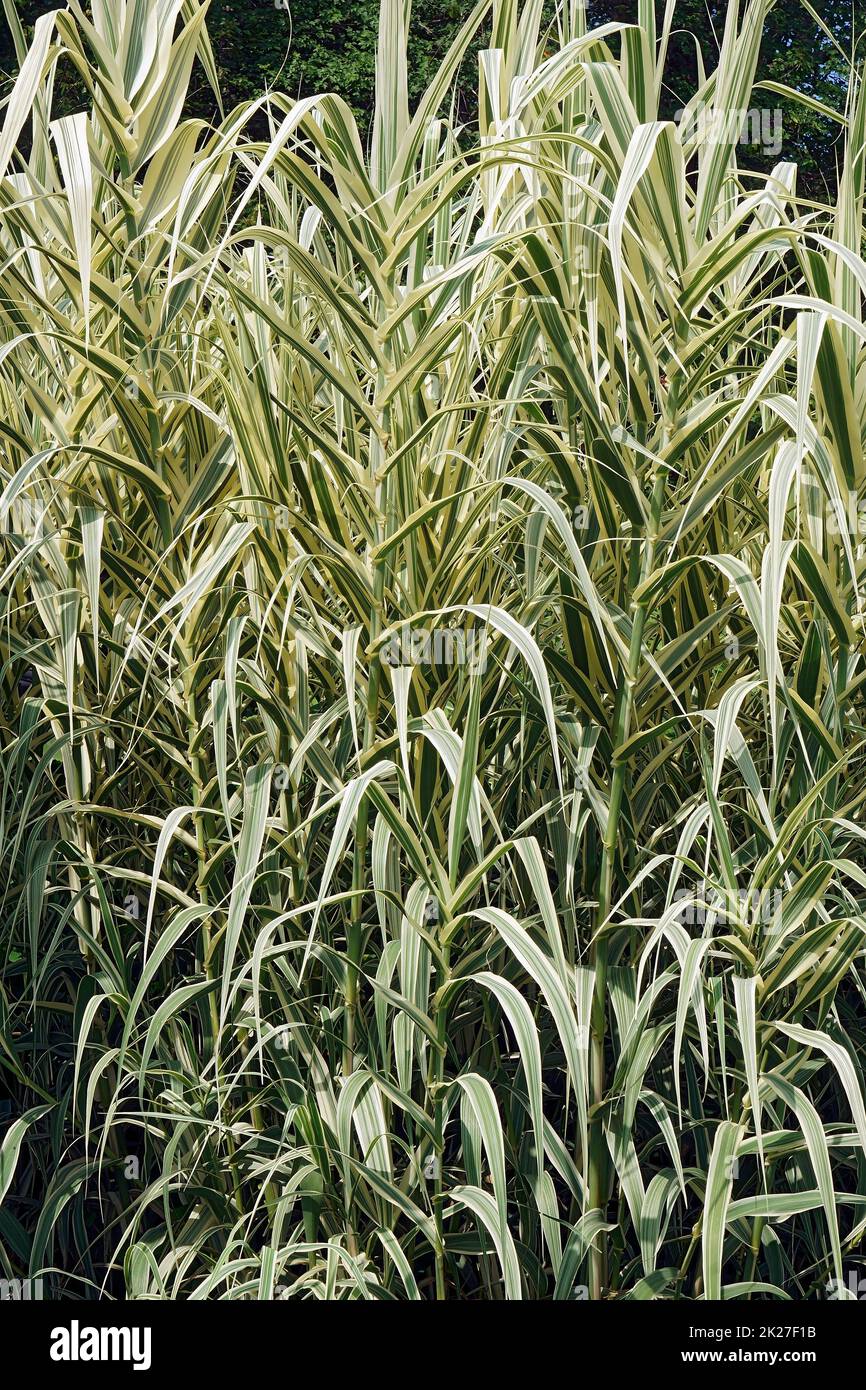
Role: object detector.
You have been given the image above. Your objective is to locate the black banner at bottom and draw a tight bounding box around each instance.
[1,1295,861,1378]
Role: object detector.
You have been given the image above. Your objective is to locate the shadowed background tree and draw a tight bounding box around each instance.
[0,0,859,195]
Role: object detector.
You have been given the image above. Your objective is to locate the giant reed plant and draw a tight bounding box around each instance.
[1,0,866,1300]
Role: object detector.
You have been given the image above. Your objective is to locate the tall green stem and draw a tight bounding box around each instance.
[588,465,667,1298]
[430,936,451,1300]
[344,406,391,1078]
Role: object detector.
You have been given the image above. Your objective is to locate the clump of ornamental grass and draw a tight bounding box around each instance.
[1,0,866,1300]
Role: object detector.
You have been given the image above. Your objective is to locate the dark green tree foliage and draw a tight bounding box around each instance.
[0,3,860,197]
[611,0,856,197]
[0,0,481,134]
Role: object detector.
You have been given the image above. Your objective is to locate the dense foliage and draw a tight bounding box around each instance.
[0,0,858,193]
[1,0,866,1302]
